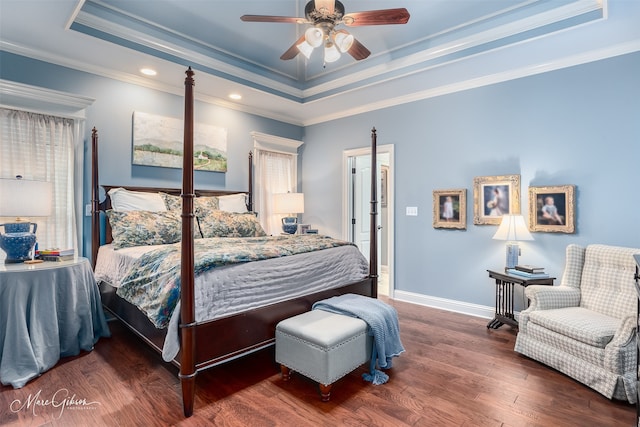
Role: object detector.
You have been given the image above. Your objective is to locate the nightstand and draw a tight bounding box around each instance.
[0,257,110,388]
[486,269,555,329]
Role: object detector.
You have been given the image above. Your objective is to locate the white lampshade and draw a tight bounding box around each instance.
[305,27,324,48]
[0,177,52,218]
[296,40,314,59]
[493,215,533,269]
[273,193,304,214]
[334,30,354,53]
[324,43,341,63]
[492,215,533,241]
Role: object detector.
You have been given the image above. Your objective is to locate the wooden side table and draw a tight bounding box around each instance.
[486,269,555,329]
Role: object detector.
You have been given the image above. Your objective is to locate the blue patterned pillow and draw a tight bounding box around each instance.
[197,210,266,238]
[159,193,182,211]
[160,193,220,213]
[107,209,201,249]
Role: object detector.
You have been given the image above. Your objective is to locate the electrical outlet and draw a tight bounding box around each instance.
[406,206,418,216]
[85,204,92,216]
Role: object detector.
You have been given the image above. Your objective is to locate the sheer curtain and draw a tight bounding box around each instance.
[0,108,77,259]
[255,150,297,236]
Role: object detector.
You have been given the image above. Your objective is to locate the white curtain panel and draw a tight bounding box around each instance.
[0,108,77,258]
[255,149,296,236]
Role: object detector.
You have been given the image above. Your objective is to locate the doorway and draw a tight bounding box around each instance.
[342,145,394,297]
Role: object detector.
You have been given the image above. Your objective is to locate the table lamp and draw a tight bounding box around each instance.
[0,176,52,263]
[273,192,304,234]
[492,214,534,269]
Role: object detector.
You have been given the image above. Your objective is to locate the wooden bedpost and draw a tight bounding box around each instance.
[369,127,378,298]
[91,127,100,268]
[179,67,197,418]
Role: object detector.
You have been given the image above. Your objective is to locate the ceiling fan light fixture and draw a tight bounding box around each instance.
[297,40,314,59]
[304,27,324,48]
[334,31,354,53]
[242,2,410,64]
[324,42,341,63]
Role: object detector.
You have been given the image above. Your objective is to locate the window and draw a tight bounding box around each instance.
[251,132,303,236]
[0,81,93,260]
[0,109,78,258]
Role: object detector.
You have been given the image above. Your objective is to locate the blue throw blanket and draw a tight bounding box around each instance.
[312,294,405,385]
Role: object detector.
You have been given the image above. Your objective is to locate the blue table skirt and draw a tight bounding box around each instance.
[0,258,110,388]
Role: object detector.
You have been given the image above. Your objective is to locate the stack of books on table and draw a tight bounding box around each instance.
[506,265,549,278]
[39,248,75,262]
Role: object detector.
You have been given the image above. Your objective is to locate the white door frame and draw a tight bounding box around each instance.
[342,144,395,297]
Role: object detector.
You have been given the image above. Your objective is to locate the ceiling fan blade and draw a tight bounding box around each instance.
[348,38,371,61]
[343,8,410,26]
[280,35,306,60]
[241,15,307,24]
[314,0,335,15]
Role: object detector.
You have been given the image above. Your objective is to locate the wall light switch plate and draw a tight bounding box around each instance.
[406,206,418,216]
[85,204,92,216]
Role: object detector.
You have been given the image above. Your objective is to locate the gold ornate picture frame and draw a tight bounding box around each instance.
[433,189,466,229]
[473,174,521,225]
[528,185,575,233]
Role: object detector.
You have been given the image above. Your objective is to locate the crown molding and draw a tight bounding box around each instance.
[0,79,94,119]
[302,40,640,126]
[0,40,302,126]
[73,10,303,99]
[302,0,604,98]
[250,131,303,155]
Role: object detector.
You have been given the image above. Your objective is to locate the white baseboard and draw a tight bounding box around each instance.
[393,290,496,320]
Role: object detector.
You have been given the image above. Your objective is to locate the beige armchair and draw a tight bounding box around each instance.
[514,243,640,403]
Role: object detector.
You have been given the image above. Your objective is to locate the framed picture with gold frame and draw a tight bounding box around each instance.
[473,174,521,225]
[528,185,575,233]
[432,189,466,229]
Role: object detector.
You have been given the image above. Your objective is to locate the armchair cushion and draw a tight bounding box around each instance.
[528,307,619,348]
[579,244,636,319]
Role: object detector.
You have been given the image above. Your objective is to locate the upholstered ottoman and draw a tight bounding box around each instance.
[275,309,372,401]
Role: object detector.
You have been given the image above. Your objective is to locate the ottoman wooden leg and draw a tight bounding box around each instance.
[280,364,292,381]
[319,383,332,402]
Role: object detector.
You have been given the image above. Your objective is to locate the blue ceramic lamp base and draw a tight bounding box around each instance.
[0,222,37,263]
[281,217,298,234]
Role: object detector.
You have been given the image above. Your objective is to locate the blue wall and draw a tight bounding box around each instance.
[0,52,303,259]
[1,50,639,311]
[302,52,640,308]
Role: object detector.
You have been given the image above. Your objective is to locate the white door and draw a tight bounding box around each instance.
[344,147,393,296]
[354,154,372,261]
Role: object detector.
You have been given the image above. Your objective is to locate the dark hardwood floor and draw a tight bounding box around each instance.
[1,298,635,426]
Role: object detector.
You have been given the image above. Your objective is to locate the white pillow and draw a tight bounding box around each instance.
[218,193,248,213]
[108,187,167,212]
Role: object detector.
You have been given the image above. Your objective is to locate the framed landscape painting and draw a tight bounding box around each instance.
[473,174,521,225]
[528,185,575,233]
[132,111,228,172]
[433,189,466,229]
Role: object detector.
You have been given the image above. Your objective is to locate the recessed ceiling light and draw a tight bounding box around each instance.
[229,93,242,100]
[140,68,157,76]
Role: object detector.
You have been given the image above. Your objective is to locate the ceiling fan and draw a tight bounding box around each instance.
[240,0,410,63]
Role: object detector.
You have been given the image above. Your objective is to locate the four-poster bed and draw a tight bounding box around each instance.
[90,67,380,417]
